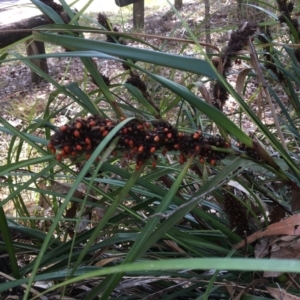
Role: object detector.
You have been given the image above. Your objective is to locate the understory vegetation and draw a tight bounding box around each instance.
[0,0,300,299]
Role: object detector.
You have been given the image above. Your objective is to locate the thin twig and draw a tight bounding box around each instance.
[247,38,288,152]
[1,27,220,52]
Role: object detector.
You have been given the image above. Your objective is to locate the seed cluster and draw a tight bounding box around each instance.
[212,22,257,111]
[48,116,230,168]
[97,13,125,45]
[237,142,262,161]
[222,189,251,236]
[276,0,300,63]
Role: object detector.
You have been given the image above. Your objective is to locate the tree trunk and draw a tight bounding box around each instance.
[115,0,141,7]
[0,15,52,49]
[175,0,183,9]
[25,40,49,83]
[133,0,144,29]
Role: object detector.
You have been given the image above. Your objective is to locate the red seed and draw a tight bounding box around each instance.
[123,128,128,134]
[135,165,140,171]
[150,147,156,154]
[137,123,143,130]
[152,161,157,168]
[210,159,216,166]
[85,137,91,144]
[179,153,185,164]
[154,136,160,142]
[138,145,144,153]
[145,122,151,129]
[102,131,108,137]
[60,150,66,156]
[195,145,200,152]
[129,140,134,148]
[59,125,68,132]
[193,133,200,139]
[47,142,54,149]
[174,144,180,150]
[71,151,77,157]
[89,121,96,127]
[50,148,56,154]
[75,122,82,129]
[74,130,80,137]
[199,157,204,164]
[56,154,62,161]
[164,127,169,132]
[76,145,82,151]
[225,142,230,148]
[63,145,70,153]
[167,133,172,139]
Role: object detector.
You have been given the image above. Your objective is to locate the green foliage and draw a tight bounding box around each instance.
[0,0,300,299]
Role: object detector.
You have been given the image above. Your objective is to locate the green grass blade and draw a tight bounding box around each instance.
[0,208,20,278]
[32,32,218,79]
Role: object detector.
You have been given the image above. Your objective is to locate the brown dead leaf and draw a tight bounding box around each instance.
[234,214,300,249]
[266,286,300,300]
[225,281,236,298]
[38,181,51,209]
[254,237,269,258]
[95,256,121,267]
[236,68,252,96]
[164,240,186,253]
[193,81,212,105]
[264,249,298,277]
[253,236,300,277]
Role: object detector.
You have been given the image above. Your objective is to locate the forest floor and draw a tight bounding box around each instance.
[0,0,278,141]
[0,0,243,111]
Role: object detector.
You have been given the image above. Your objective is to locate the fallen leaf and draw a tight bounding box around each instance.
[95,256,121,267]
[225,281,236,298]
[266,286,300,300]
[193,81,212,105]
[234,214,300,249]
[236,68,252,96]
[254,237,269,258]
